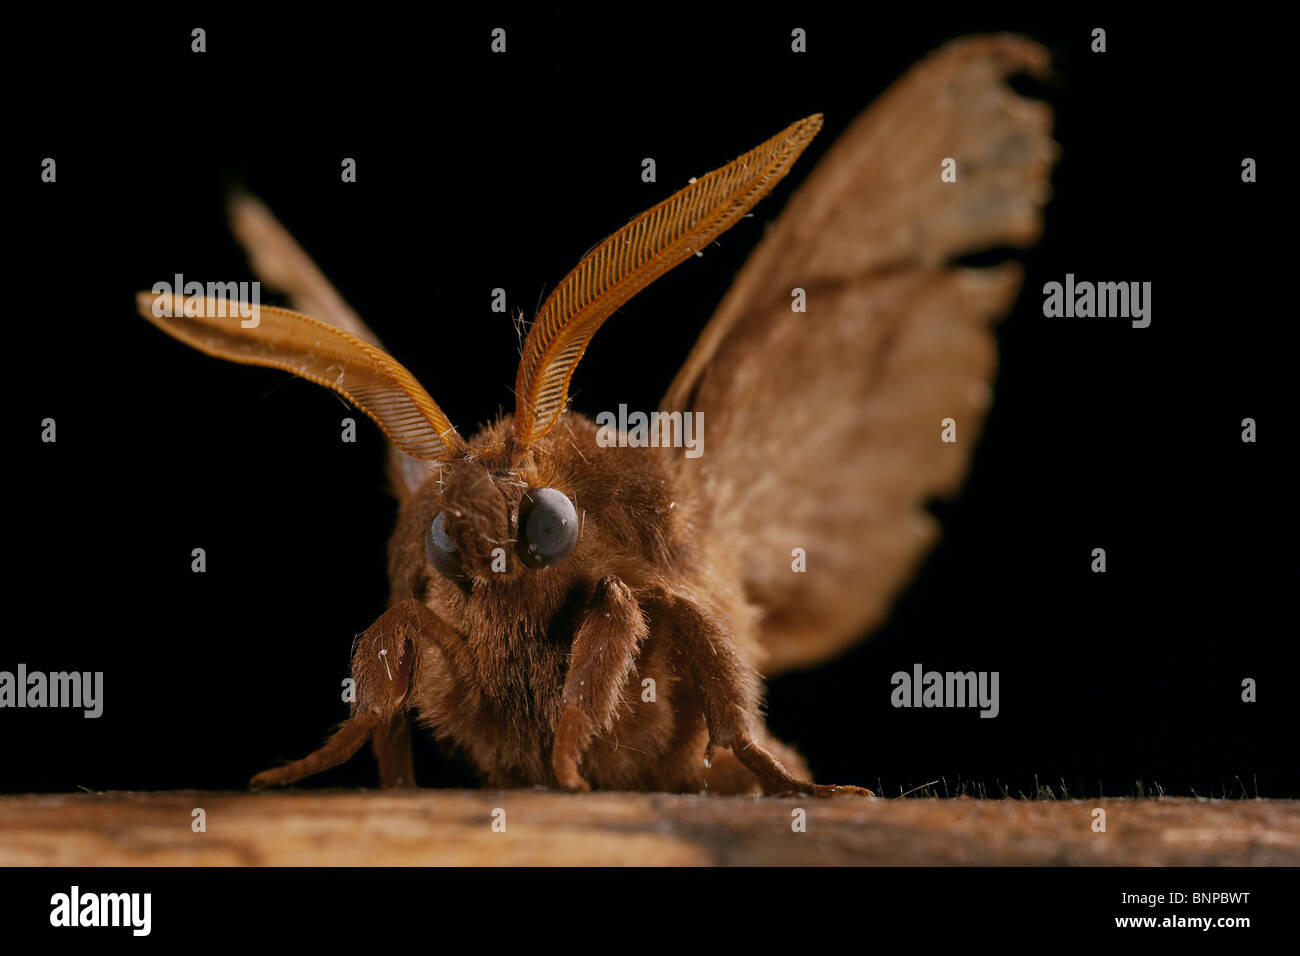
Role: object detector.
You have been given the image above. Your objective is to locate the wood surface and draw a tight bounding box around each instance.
[1,791,1296,866]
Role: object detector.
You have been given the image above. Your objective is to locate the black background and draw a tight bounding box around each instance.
[7,11,1291,798]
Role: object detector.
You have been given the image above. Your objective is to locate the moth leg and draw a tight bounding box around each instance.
[371,714,416,788]
[551,577,648,792]
[702,734,811,794]
[251,598,471,789]
[249,712,381,789]
[670,598,873,798]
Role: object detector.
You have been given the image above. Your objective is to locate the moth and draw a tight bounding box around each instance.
[135,35,1056,796]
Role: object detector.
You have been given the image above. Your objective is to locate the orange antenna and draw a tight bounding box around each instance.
[135,292,465,460]
[512,114,823,448]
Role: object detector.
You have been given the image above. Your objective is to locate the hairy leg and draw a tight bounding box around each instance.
[551,577,648,791]
[372,714,416,788]
[667,596,872,797]
[251,599,470,789]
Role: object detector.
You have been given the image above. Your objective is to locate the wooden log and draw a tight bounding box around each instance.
[1,791,1297,866]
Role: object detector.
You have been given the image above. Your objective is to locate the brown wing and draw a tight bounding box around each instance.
[662,35,1058,674]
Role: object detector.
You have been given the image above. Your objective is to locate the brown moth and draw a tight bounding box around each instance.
[134,35,1056,796]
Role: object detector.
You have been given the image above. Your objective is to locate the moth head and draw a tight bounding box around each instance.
[400,425,682,660]
[418,452,580,583]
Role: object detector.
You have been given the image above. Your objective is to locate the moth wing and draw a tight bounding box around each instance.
[662,36,1057,674]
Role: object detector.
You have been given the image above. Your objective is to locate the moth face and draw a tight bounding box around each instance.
[395,413,677,632]
[410,440,590,588]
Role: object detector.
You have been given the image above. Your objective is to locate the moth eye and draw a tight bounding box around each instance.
[425,511,465,579]
[517,488,578,569]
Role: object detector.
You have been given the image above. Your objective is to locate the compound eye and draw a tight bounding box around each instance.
[517,488,578,569]
[425,511,465,579]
